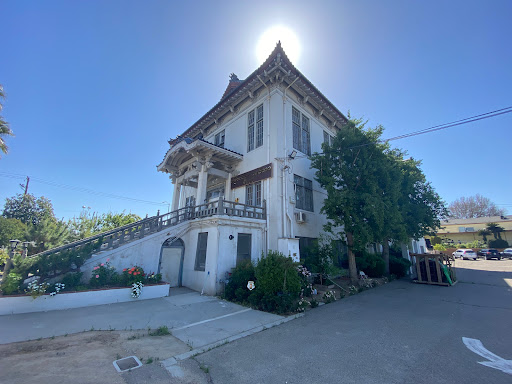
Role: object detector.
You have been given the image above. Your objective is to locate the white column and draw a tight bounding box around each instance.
[196,163,208,206]
[171,180,181,211]
[225,172,232,201]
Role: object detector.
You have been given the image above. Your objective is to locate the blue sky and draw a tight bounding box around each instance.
[1,0,511,220]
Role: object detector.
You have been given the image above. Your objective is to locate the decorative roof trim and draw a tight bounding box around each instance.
[169,42,349,146]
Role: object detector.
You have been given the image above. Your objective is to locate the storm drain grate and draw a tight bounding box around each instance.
[113,356,143,372]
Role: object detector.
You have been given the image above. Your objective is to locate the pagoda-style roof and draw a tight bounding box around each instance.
[166,42,349,148]
[157,137,243,175]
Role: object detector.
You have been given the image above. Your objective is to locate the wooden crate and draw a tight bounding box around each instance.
[409,253,457,286]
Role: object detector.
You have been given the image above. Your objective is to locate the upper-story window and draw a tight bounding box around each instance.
[246,181,262,206]
[294,174,314,212]
[215,130,225,148]
[248,104,263,152]
[323,131,333,147]
[292,107,311,155]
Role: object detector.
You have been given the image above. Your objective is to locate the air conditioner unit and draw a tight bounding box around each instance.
[295,212,306,223]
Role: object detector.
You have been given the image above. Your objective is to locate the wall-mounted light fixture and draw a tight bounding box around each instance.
[289,150,297,160]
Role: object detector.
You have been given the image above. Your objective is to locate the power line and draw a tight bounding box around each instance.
[0,172,167,207]
[296,106,512,157]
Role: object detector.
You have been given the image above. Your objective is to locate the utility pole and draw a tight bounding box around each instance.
[24,176,29,195]
[19,176,29,195]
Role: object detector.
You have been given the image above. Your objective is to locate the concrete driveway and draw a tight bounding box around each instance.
[195,260,512,384]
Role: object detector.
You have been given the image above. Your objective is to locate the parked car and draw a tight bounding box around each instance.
[452,249,477,260]
[501,248,512,258]
[478,248,501,260]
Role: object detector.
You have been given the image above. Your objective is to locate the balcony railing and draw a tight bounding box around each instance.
[29,198,266,260]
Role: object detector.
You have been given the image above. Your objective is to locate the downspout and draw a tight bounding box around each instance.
[258,75,271,255]
[282,76,299,239]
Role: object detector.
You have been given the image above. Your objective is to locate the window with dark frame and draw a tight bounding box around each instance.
[323,131,333,147]
[292,107,310,155]
[194,232,208,271]
[215,130,225,148]
[245,181,262,206]
[236,233,252,266]
[248,104,263,152]
[294,174,314,212]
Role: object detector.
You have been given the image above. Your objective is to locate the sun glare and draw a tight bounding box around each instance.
[256,26,301,64]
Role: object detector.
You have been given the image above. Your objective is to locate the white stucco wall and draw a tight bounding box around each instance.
[81,216,266,296]
[182,86,339,256]
[0,284,170,315]
[82,221,191,281]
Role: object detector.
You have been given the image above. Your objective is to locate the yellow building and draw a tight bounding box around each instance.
[428,215,512,246]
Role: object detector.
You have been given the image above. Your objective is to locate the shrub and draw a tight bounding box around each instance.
[389,256,412,278]
[255,250,301,297]
[433,244,447,252]
[145,272,162,284]
[489,239,509,248]
[355,251,385,277]
[223,261,255,302]
[1,272,23,295]
[61,272,83,291]
[89,260,119,287]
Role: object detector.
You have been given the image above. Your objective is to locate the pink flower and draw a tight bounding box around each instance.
[96,275,99,278]
[106,258,110,262]
[93,266,99,270]
[100,263,104,267]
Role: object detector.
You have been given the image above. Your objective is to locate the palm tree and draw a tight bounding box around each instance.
[478,228,491,243]
[486,222,505,240]
[0,85,14,157]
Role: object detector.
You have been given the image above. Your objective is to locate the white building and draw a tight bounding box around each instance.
[152,43,350,294]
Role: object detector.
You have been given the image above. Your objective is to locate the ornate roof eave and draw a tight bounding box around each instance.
[170,43,349,144]
[157,139,243,174]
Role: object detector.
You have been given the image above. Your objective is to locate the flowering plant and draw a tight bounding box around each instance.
[145,272,162,284]
[89,259,117,287]
[322,290,336,304]
[26,281,50,299]
[296,298,310,312]
[131,281,144,298]
[297,265,312,277]
[121,265,145,285]
[49,283,65,297]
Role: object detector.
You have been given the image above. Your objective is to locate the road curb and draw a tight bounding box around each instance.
[161,312,304,368]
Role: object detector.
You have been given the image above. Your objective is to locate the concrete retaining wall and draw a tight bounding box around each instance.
[0,283,170,315]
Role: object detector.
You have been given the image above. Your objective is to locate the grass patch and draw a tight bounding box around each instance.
[200,364,210,374]
[148,326,171,336]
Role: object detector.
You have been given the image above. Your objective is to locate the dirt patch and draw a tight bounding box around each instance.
[0,330,191,384]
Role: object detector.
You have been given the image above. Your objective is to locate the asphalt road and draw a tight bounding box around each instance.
[196,259,512,384]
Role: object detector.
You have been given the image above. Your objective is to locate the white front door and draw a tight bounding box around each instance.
[160,247,182,287]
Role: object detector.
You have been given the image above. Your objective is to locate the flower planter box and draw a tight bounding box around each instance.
[0,283,170,316]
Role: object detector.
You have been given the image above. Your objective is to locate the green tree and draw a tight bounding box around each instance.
[26,217,70,254]
[311,117,389,281]
[0,85,14,158]
[100,211,141,232]
[0,217,27,247]
[2,193,55,225]
[68,210,141,241]
[311,116,446,280]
